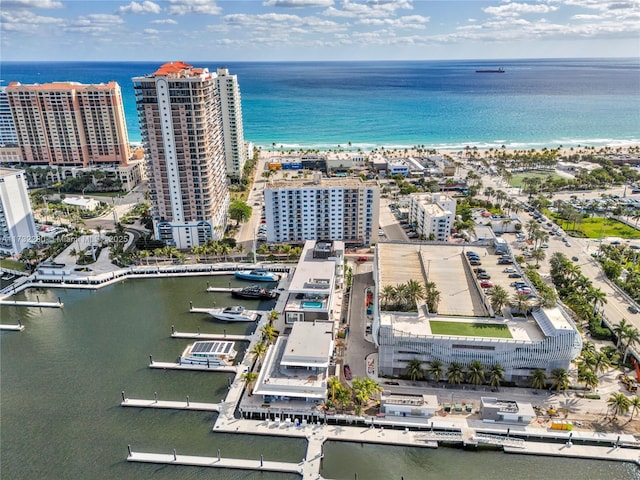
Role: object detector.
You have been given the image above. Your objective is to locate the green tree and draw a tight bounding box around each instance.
[241,371,259,395]
[251,341,268,364]
[466,360,485,386]
[630,396,640,421]
[351,377,382,407]
[260,324,277,344]
[228,199,252,226]
[406,358,424,381]
[608,393,631,420]
[488,364,505,389]
[427,360,444,382]
[550,368,569,392]
[530,369,547,390]
[490,285,510,315]
[447,362,464,385]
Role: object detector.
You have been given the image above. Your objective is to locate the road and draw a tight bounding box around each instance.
[343,263,376,379]
[378,197,409,241]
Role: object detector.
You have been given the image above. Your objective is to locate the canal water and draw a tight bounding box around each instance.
[1,276,639,479]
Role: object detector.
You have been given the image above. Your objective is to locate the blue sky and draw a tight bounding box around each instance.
[2,0,639,61]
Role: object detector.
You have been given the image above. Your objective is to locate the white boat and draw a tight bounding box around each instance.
[180,340,237,366]
[207,305,258,322]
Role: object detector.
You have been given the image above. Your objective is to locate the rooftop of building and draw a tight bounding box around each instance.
[288,241,337,293]
[376,242,576,342]
[267,175,377,190]
[381,393,439,408]
[0,167,23,177]
[481,397,536,417]
[281,321,334,367]
[153,61,205,76]
[6,81,119,91]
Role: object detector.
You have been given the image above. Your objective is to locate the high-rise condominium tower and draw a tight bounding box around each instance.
[133,61,230,249]
[5,81,130,166]
[216,68,248,180]
[0,167,38,256]
[0,87,18,146]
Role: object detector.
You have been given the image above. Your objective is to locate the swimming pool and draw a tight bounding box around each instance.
[302,301,323,309]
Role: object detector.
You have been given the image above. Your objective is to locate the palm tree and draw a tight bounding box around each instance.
[260,324,277,345]
[587,287,607,315]
[550,368,569,392]
[406,358,424,381]
[241,371,259,395]
[405,279,425,310]
[466,360,485,386]
[327,376,341,404]
[530,369,547,390]
[630,396,640,421]
[447,362,464,385]
[488,364,505,389]
[427,360,444,383]
[577,365,598,391]
[490,285,510,315]
[251,341,268,364]
[622,326,640,364]
[531,248,546,267]
[613,318,631,348]
[607,393,631,420]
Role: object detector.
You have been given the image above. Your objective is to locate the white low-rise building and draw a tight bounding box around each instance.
[408,193,456,241]
[252,321,334,403]
[480,397,535,424]
[63,196,100,212]
[381,393,439,418]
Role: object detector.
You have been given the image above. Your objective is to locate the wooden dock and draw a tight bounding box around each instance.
[127,450,302,475]
[121,397,220,412]
[0,323,25,331]
[149,361,238,373]
[171,330,252,341]
[189,306,215,315]
[0,299,63,308]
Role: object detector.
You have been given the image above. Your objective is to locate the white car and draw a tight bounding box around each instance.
[541,243,549,249]
[503,267,516,273]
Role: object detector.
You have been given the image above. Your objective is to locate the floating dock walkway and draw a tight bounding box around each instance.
[0,323,25,331]
[504,440,640,463]
[127,450,302,475]
[171,330,252,342]
[121,396,220,412]
[205,287,233,293]
[0,299,63,308]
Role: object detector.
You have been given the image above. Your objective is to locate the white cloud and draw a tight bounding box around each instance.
[143,28,159,34]
[224,12,345,32]
[0,9,63,32]
[357,14,429,28]
[263,0,334,7]
[484,3,558,17]
[1,0,63,9]
[168,0,222,15]
[151,18,178,24]
[118,1,161,14]
[65,13,125,35]
[323,0,413,18]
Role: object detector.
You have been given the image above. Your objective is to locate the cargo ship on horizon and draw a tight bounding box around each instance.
[476,67,505,73]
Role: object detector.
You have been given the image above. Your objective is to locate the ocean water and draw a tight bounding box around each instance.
[1,58,638,150]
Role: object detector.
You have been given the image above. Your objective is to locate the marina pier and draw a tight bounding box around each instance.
[0,323,25,331]
[171,329,252,342]
[121,393,221,412]
[148,360,238,373]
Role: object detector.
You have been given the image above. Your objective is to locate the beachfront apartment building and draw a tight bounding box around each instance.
[133,61,230,249]
[5,81,130,167]
[0,167,38,256]
[372,243,582,384]
[215,68,248,181]
[282,240,344,324]
[263,174,379,245]
[408,193,456,241]
[0,87,18,146]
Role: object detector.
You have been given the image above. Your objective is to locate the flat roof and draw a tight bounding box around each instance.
[281,321,334,367]
[268,176,377,190]
[288,241,335,293]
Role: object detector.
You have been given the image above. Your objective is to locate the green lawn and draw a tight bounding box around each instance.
[430,320,513,338]
[556,216,640,239]
[0,259,27,272]
[509,171,563,188]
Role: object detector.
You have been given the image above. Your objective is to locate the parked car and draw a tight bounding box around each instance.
[466,251,479,257]
[480,280,493,288]
[343,364,352,380]
[357,256,369,262]
[498,258,513,264]
[470,260,482,266]
[473,268,486,273]
[477,273,491,280]
[503,267,516,273]
[508,273,522,278]
[628,305,639,314]
[571,256,579,262]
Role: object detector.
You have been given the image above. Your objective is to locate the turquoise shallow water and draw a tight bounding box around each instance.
[2,58,638,150]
